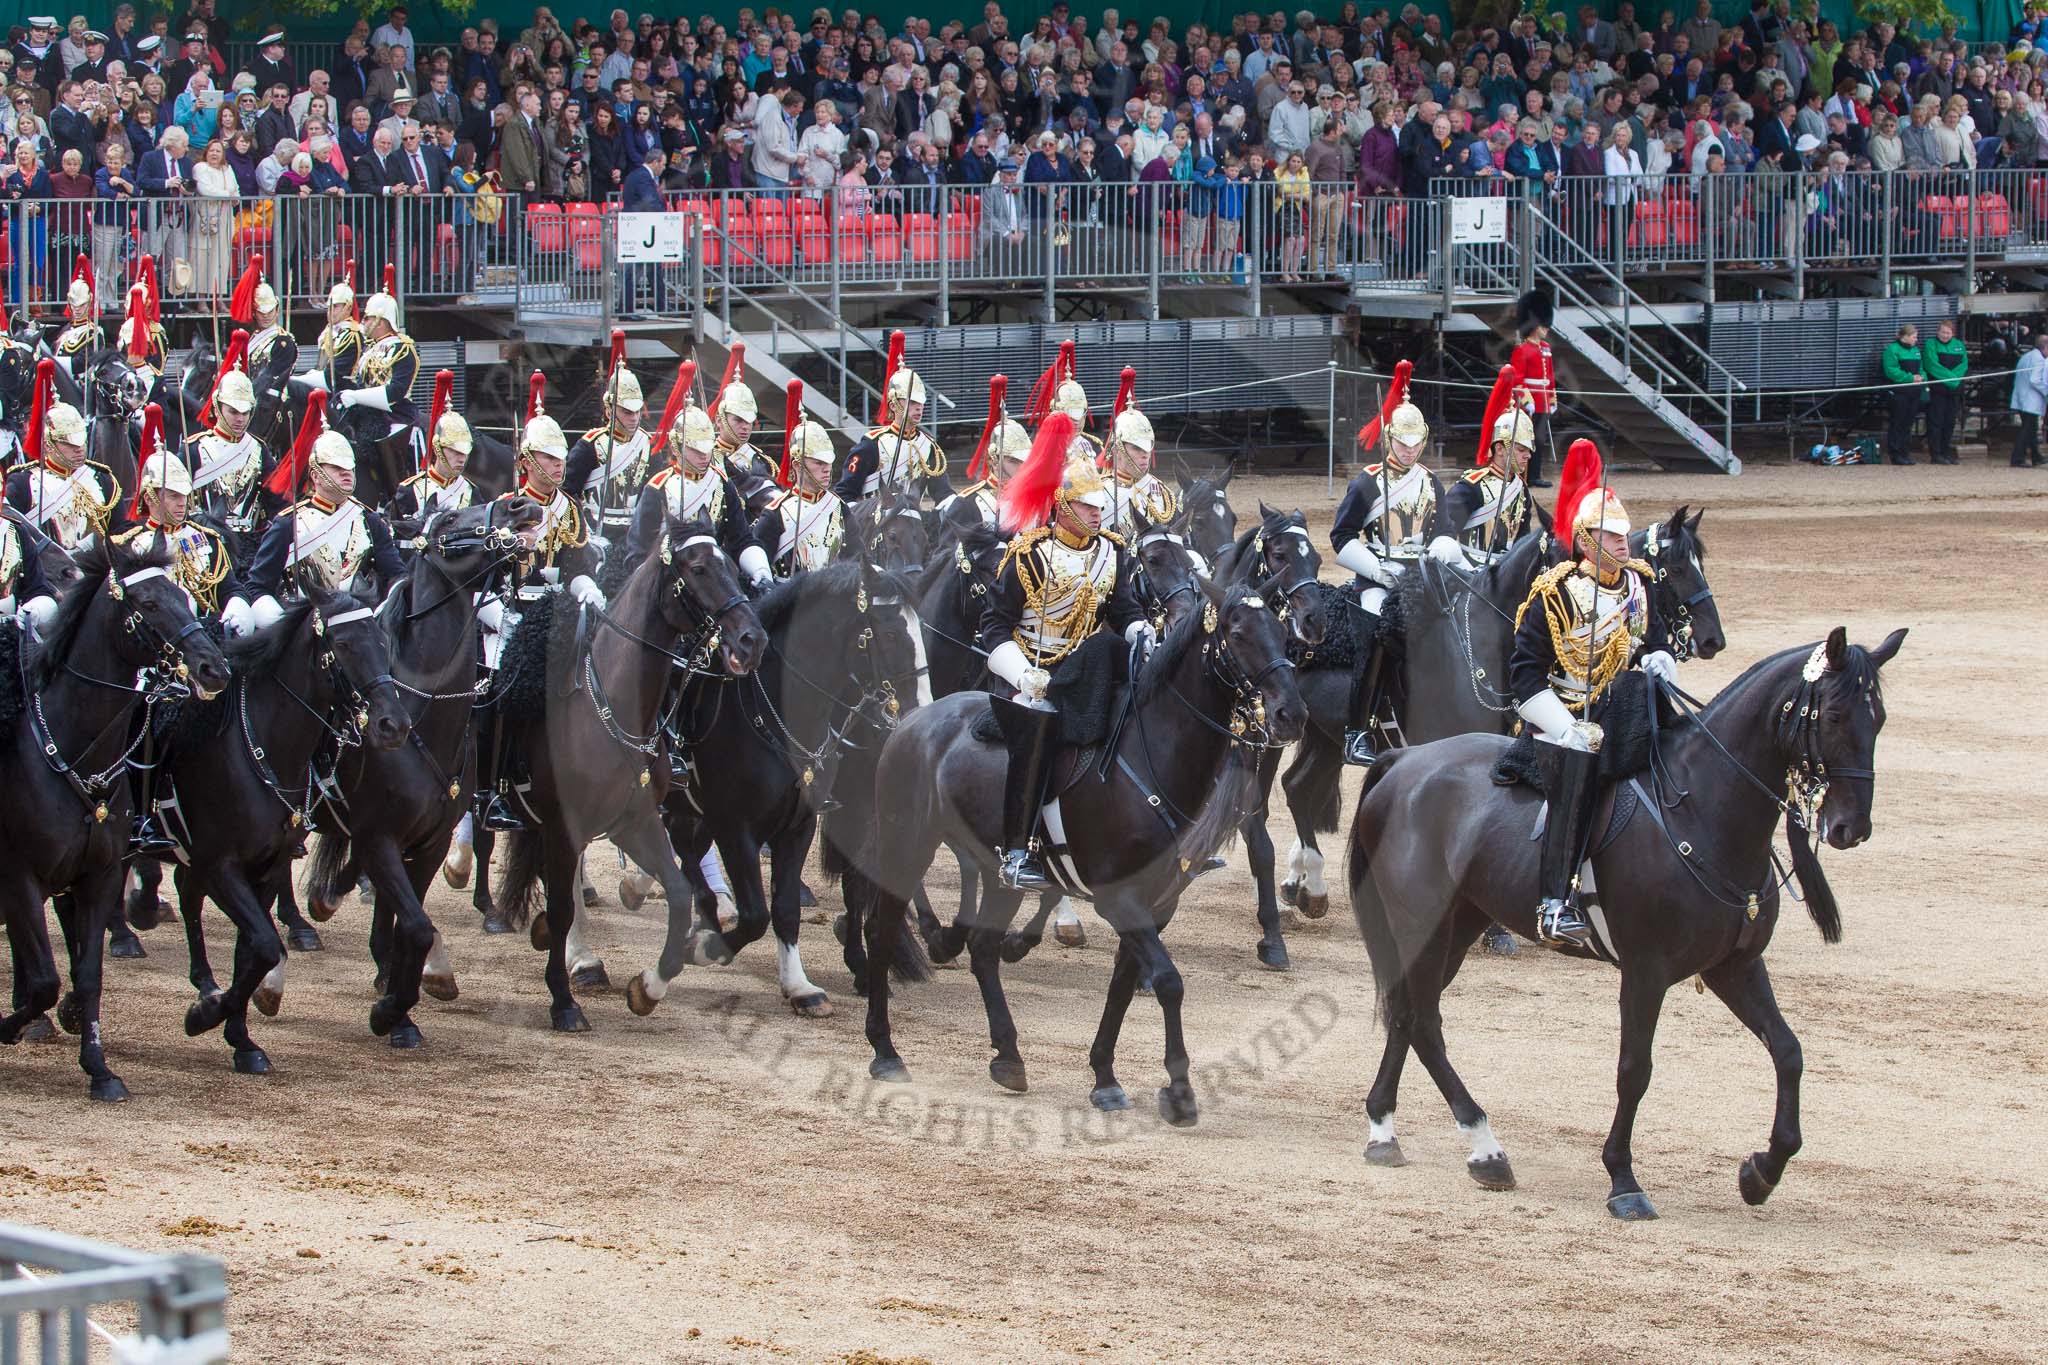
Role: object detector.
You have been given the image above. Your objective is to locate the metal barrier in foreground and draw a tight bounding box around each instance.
[0,1221,227,1364]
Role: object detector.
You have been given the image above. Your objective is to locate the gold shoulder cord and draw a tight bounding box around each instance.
[1001,528,1096,668]
[1525,563,1637,714]
[80,466,116,536]
[179,528,232,611]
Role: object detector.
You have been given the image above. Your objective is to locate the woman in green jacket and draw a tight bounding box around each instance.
[1881,323,1924,465]
[1922,319,1968,465]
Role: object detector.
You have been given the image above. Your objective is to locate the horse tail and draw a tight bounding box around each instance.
[842,856,933,985]
[491,829,545,930]
[1283,734,1343,834]
[818,812,850,879]
[1346,750,1409,1028]
[303,830,355,911]
[1785,812,1842,944]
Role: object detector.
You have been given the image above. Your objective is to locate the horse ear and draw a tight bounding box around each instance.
[1217,465,1232,488]
[1131,506,1154,537]
[1688,506,1704,532]
[1173,455,1194,491]
[1197,570,1227,606]
[1868,627,1907,667]
[1667,504,1688,533]
[1824,625,1849,672]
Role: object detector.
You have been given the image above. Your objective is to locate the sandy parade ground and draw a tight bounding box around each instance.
[4,459,2046,1363]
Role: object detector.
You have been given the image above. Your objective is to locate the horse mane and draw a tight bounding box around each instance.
[753,559,862,635]
[28,538,158,691]
[916,523,1000,598]
[224,599,317,674]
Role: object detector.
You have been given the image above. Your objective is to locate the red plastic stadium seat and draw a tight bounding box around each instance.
[946,212,974,259]
[1667,200,1698,246]
[528,203,566,251]
[869,215,903,261]
[798,223,832,261]
[835,223,869,262]
[1976,192,2011,238]
[1386,202,1408,238]
[1627,200,1666,247]
[759,234,794,266]
[905,211,940,260]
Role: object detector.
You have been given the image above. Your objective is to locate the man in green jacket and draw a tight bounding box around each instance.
[1922,319,1968,465]
[1881,323,1924,465]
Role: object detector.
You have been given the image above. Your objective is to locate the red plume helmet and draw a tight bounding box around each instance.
[1553,439,1605,553]
[126,403,166,521]
[123,284,149,364]
[1024,338,1076,427]
[198,328,249,429]
[605,327,626,383]
[344,257,359,319]
[382,262,397,298]
[1356,358,1412,451]
[657,359,697,446]
[999,412,1074,535]
[880,329,906,420]
[1112,366,1136,418]
[24,357,54,466]
[776,379,803,488]
[70,253,92,305]
[229,253,265,324]
[525,371,546,422]
[709,342,744,420]
[137,255,161,327]
[1475,363,1517,467]
[428,368,454,462]
[267,391,328,497]
[966,374,1008,483]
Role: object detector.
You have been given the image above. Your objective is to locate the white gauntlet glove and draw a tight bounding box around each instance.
[1516,689,1588,749]
[19,595,58,636]
[738,543,773,589]
[568,575,606,609]
[219,596,254,637]
[1426,535,1468,566]
[1124,618,1158,651]
[336,388,361,408]
[476,596,505,633]
[1639,649,1677,685]
[1019,667,1051,701]
[988,639,1053,706]
[1335,538,1389,586]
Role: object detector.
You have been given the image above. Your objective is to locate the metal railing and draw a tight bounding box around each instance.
[1,1220,228,1364]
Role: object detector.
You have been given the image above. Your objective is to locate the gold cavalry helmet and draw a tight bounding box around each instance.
[606,367,646,413]
[215,369,256,414]
[1057,454,1111,512]
[521,414,569,461]
[886,364,928,414]
[672,403,717,453]
[44,402,86,448]
[253,279,280,317]
[327,278,355,311]
[988,418,1031,465]
[363,291,400,328]
[1384,401,1429,452]
[789,419,837,466]
[140,448,193,498]
[1572,487,1630,538]
[717,381,758,424]
[67,276,92,315]
[434,409,474,456]
[312,430,356,471]
[1052,376,1088,423]
[1111,406,1155,453]
[1491,405,1536,453]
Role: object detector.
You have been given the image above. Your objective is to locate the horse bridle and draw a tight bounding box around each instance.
[1194,594,1295,747]
[1248,521,1320,630]
[238,602,400,827]
[1643,522,1715,663]
[1130,526,1199,628]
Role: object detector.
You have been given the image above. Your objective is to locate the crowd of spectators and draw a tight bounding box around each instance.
[6,1,2048,306]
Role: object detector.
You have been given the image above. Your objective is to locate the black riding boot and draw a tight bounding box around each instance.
[1533,738,1597,949]
[479,713,527,832]
[128,733,177,858]
[1344,639,1388,766]
[994,698,1059,892]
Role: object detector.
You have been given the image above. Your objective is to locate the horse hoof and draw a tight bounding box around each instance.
[368,997,402,1038]
[1053,921,1087,949]
[252,985,283,1018]
[125,893,162,931]
[1481,926,1519,958]
[1300,891,1330,920]
[1279,876,1301,908]
[618,879,645,913]
[1468,1155,1517,1191]
[830,914,847,946]
[55,994,83,1035]
[570,963,610,993]
[372,970,389,996]
[19,1015,59,1045]
[788,992,833,1019]
[1256,938,1291,971]
[1090,1085,1130,1111]
[1739,1154,1778,1207]
[307,895,340,923]
[421,973,460,1003]
[550,1003,591,1033]
[989,1058,1029,1093]
[107,935,146,960]
[1156,1081,1200,1128]
[997,933,1039,964]
[388,1021,424,1050]
[869,1057,911,1083]
[528,915,551,952]
[287,924,323,953]
[89,1075,131,1103]
[182,998,220,1037]
[232,1047,272,1075]
[1607,1191,1659,1221]
[441,844,473,889]
[481,911,516,936]
[799,882,817,909]
[625,976,659,1016]
[1365,1139,1408,1168]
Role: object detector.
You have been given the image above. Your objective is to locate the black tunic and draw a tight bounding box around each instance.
[1329,462,1446,571]
[244,498,406,600]
[622,466,761,578]
[1507,560,1668,712]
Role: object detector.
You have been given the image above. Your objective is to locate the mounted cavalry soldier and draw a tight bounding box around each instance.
[1330,360,1460,765]
[564,332,654,555]
[749,383,845,579]
[0,506,59,634]
[6,360,118,553]
[51,256,102,383]
[386,370,474,531]
[937,375,1029,537]
[835,331,947,504]
[1508,444,1677,949]
[1101,367,1174,538]
[625,383,771,588]
[184,331,271,539]
[295,266,364,393]
[1434,363,1544,565]
[700,345,778,515]
[979,412,1151,892]
[125,406,239,854]
[333,290,420,452]
[238,406,405,630]
[231,256,299,380]
[117,267,170,385]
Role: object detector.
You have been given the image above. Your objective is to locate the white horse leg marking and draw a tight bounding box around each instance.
[1367,1110,1397,1146]
[565,868,602,976]
[697,850,737,932]
[776,938,824,1003]
[1299,845,1326,896]
[1459,1117,1506,1164]
[424,930,454,978]
[902,604,933,709]
[260,957,286,1001]
[1052,897,1081,929]
[1284,837,1305,881]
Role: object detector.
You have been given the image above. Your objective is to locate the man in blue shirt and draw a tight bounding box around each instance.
[621,145,669,315]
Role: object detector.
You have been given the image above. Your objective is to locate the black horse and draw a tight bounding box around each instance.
[1272,511,1723,941]
[652,559,925,1019]
[151,583,411,1071]
[844,487,931,576]
[1169,461,1239,570]
[0,533,232,1100]
[853,576,1306,1120]
[491,510,768,1031]
[1347,626,1906,1218]
[299,497,542,1048]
